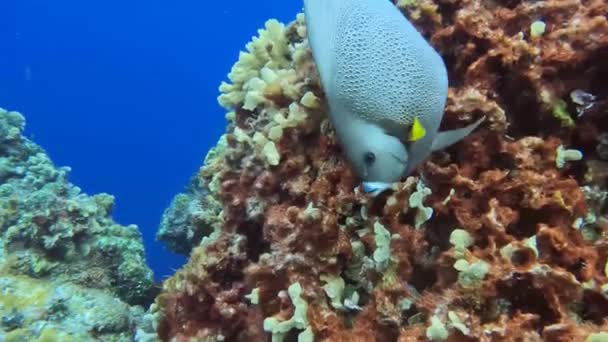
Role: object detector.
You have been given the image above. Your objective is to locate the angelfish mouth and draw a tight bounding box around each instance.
[362,182,393,196]
[390,152,407,165]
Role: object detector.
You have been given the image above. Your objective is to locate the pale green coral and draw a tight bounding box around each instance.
[300,91,320,109]
[262,141,281,166]
[556,144,583,168]
[217,17,306,114]
[551,99,575,128]
[373,221,391,269]
[234,127,251,143]
[397,0,418,7]
[399,298,413,311]
[275,103,309,128]
[321,274,345,310]
[298,327,314,342]
[218,19,290,109]
[426,316,449,341]
[572,212,597,232]
[448,311,470,335]
[396,0,439,21]
[454,259,490,288]
[442,188,455,205]
[242,77,268,111]
[409,180,433,228]
[266,101,314,141]
[295,13,307,38]
[586,332,608,342]
[344,240,366,282]
[578,186,604,241]
[500,236,538,263]
[449,229,473,257]
[215,15,316,174]
[234,130,283,166]
[245,287,260,305]
[268,126,284,141]
[530,20,546,38]
[228,98,314,167]
[263,282,312,342]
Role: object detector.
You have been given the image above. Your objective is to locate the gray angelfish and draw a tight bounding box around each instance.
[304,0,484,195]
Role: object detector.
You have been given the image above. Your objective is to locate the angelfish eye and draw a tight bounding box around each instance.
[364,152,376,165]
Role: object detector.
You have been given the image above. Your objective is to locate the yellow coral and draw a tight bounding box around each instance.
[300,91,320,109]
[263,141,281,166]
[268,126,284,141]
[218,19,290,110]
[0,276,50,311]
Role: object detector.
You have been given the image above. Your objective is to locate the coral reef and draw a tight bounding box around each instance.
[0,108,155,340]
[0,275,145,342]
[157,165,223,255]
[155,1,608,341]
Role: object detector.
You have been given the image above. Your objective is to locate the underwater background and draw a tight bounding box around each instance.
[0,0,302,280]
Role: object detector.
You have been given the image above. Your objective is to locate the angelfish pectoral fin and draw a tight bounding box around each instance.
[408,117,426,142]
[431,116,485,152]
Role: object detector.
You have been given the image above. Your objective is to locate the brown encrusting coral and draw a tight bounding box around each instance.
[154,0,608,341]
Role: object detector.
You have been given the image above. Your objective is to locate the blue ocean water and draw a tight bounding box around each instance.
[0,0,302,280]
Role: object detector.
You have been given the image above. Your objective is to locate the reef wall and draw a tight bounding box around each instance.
[0,108,155,341]
[155,0,608,341]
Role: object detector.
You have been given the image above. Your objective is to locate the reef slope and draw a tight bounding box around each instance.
[155,1,608,341]
[0,108,155,341]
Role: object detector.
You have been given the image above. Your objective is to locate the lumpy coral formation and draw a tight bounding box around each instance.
[155,0,608,340]
[0,108,155,340]
[157,174,222,255]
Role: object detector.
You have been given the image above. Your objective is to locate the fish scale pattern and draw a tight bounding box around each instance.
[332,0,447,129]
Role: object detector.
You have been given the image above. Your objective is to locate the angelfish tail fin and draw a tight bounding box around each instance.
[431,116,485,152]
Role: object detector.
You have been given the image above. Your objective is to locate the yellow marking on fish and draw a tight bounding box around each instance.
[408,117,426,142]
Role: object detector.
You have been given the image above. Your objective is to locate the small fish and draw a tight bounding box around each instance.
[570,89,596,117]
[304,0,483,195]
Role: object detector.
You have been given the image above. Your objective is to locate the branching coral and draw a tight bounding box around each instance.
[154,1,608,340]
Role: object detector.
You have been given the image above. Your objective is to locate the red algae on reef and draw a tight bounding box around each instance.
[153,0,608,341]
